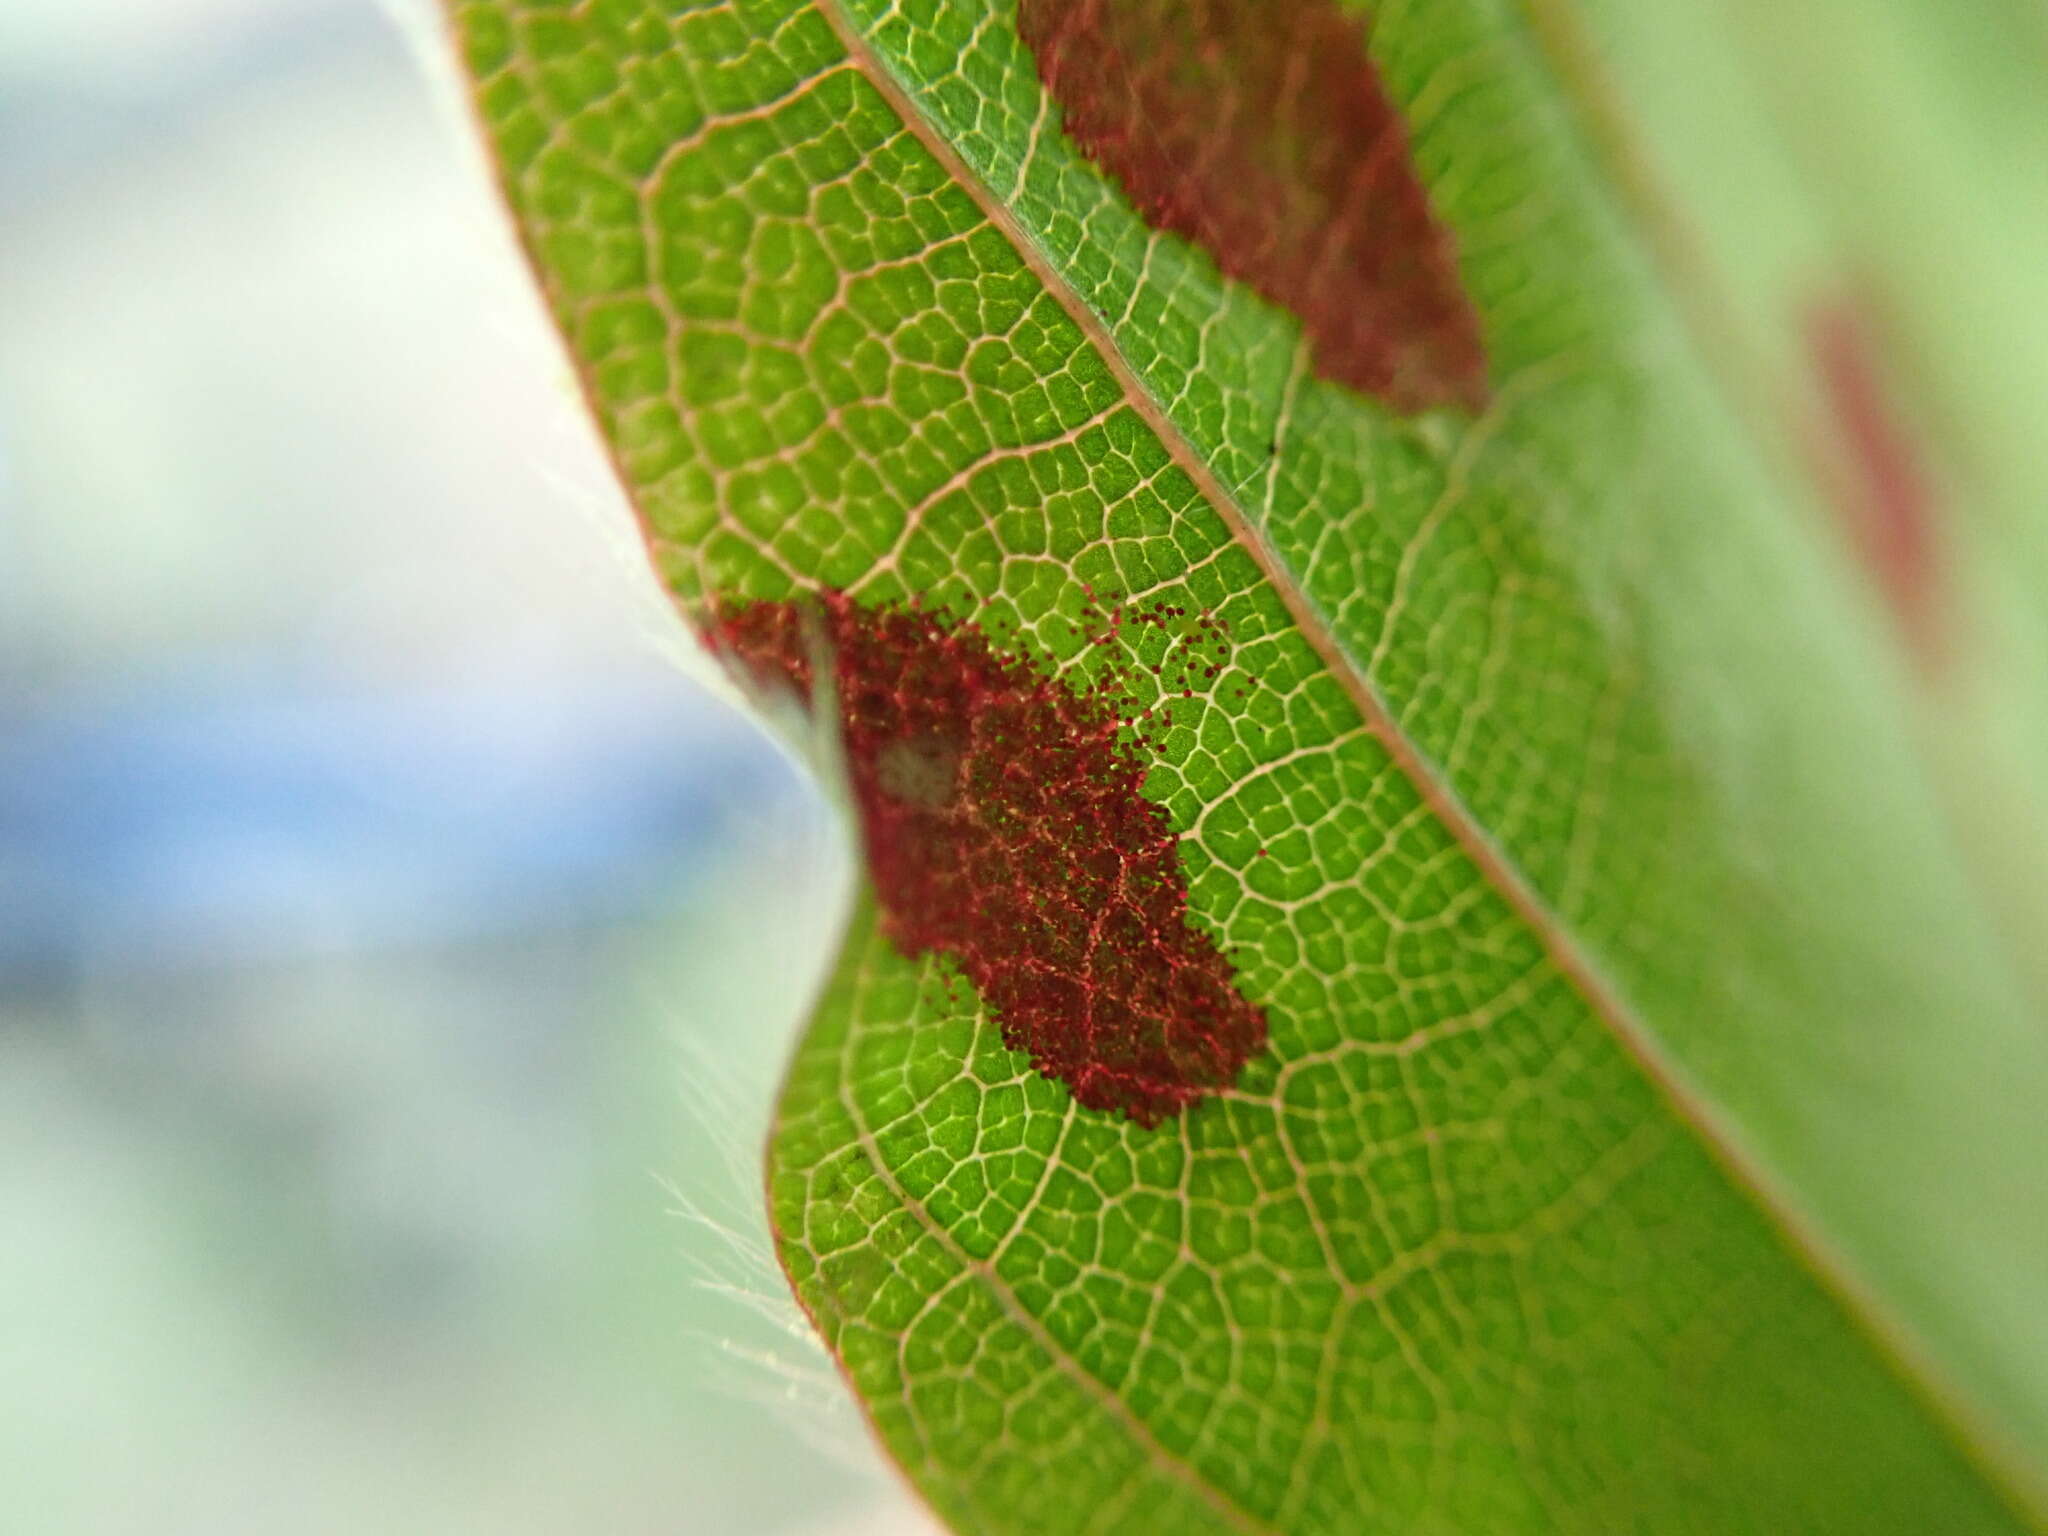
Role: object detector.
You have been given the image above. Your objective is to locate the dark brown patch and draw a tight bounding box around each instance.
[707,590,1267,1126]
[1018,0,1489,412]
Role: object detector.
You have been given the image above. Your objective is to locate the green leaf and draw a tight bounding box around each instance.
[444,0,2048,1529]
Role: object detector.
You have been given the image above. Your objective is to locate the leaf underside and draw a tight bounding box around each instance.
[449,0,2048,1531]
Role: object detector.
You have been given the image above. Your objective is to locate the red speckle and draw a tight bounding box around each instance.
[706,590,1267,1126]
[1808,302,1939,653]
[1019,0,1488,413]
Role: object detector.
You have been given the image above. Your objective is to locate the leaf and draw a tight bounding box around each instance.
[444,0,2048,1530]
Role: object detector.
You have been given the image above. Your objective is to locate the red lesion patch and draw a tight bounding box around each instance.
[1806,301,1941,655]
[1018,0,1489,413]
[707,589,1267,1126]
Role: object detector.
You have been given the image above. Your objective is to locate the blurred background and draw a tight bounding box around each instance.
[0,1,927,1530]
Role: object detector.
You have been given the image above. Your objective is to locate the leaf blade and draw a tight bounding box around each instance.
[446,0,2048,1528]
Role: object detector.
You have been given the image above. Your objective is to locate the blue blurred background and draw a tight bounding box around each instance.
[0,2,927,1530]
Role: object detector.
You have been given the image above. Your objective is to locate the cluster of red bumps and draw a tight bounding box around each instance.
[706,589,1266,1126]
[1018,0,1489,413]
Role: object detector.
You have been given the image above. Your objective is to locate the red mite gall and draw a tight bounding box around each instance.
[707,589,1268,1126]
